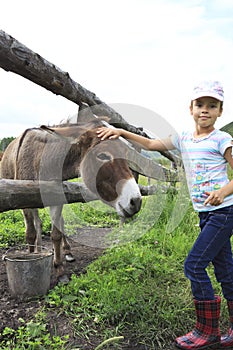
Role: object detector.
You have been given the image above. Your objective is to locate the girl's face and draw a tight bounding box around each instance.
[190,96,223,131]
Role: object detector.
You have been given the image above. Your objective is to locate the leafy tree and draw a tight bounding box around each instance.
[221,122,233,136]
[0,137,15,151]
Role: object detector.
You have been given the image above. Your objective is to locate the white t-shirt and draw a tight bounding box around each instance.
[172,129,233,212]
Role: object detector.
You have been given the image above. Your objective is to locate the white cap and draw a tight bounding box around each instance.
[191,80,224,101]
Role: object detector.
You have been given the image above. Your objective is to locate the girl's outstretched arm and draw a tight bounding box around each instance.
[96,127,175,152]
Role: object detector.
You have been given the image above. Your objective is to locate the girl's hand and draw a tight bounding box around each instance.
[204,190,224,206]
[96,127,122,140]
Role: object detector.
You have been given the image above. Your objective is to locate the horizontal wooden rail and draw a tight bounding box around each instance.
[0,179,171,213]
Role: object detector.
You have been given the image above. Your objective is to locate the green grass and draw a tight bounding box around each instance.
[0,200,119,247]
[0,210,25,248]
[62,201,120,235]
[0,190,229,349]
[44,194,200,348]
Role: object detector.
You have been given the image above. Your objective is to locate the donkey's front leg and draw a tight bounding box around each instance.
[52,208,75,262]
[62,232,75,262]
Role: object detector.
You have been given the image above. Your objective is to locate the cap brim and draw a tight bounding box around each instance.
[192,92,224,102]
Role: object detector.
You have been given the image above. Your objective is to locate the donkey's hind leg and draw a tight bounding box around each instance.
[50,205,64,269]
[33,209,42,251]
[23,208,41,252]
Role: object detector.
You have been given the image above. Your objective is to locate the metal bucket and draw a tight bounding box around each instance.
[3,245,53,298]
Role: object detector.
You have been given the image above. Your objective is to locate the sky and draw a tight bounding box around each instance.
[1,0,233,140]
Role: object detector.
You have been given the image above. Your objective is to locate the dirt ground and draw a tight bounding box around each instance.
[0,228,157,350]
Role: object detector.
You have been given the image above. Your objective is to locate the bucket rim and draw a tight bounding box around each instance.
[3,244,53,262]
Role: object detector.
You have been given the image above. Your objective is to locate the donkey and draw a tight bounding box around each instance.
[0,116,142,273]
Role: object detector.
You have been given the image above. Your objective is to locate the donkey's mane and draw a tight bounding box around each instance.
[40,116,108,139]
[49,115,109,129]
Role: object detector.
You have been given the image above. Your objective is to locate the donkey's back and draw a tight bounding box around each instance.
[0,137,19,179]
[0,127,77,181]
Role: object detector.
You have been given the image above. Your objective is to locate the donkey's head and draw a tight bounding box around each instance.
[79,129,142,218]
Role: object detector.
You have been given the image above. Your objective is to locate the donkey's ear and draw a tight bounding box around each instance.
[77,103,110,124]
[98,116,110,123]
[77,103,95,123]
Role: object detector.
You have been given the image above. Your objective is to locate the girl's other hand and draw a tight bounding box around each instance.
[204,190,224,206]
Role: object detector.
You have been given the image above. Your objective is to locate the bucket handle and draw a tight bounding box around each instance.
[2,246,53,261]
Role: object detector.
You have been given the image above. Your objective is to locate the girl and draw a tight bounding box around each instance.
[97,81,233,349]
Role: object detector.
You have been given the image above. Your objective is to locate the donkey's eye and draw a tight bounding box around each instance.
[97,152,112,161]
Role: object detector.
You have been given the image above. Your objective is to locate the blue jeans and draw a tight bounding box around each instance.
[184,205,233,301]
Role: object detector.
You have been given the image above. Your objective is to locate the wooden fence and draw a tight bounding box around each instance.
[0,30,180,213]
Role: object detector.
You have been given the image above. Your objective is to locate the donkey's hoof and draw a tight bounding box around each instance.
[65,253,75,262]
[58,274,70,284]
[50,273,69,288]
[53,262,65,277]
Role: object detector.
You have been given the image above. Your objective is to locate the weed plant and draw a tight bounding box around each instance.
[0,311,68,349]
